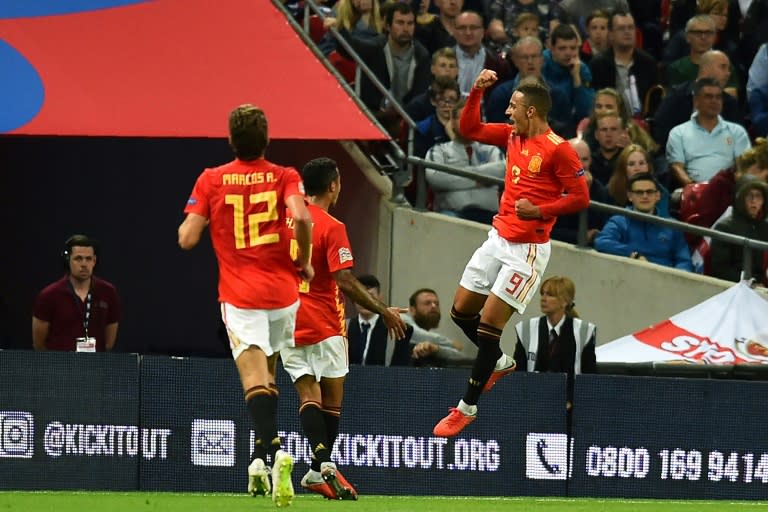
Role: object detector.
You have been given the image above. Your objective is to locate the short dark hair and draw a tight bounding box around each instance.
[628,172,658,191]
[64,234,98,256]
[693,77,722,96]
[301,157,339,196]
[607,10,633,31]
[357,274,381,291]
[228,104,268,160]
[384,1,414,26]
[409,288,437,307]
[549,23,579,46]
[586,9,610,27]
[430,76,461,99]
[63,234,98,271]
[516,80,552,119]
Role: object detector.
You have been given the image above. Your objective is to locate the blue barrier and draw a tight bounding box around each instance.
[571,374,768,500]
[2,351,766,499]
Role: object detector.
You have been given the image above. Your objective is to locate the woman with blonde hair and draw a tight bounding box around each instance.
[607,144,671,216]
[512,276,596,409]
[319,0,384,55]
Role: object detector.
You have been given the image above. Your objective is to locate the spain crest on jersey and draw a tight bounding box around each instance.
[528,155,542,174]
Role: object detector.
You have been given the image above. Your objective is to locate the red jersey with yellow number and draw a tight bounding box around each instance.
[184,158,303,309]
[289,203,354,346]
[460,88,590,243]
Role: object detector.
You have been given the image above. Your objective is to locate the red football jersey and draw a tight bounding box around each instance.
[290,203,354,346]
[460,88,590,243]
[184,158,303,309]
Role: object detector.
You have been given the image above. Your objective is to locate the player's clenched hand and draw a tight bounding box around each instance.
[382,307,407,340]
[473,69,498,90]
[297,261,314,282]
[515,198,542,219]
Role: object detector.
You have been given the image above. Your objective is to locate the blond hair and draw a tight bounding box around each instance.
[541,276,579,318]
[336,0,383,32]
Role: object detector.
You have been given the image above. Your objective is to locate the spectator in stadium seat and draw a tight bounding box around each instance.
[406,47,460,122]
[32,234,121,352]
[590,111,628,186]
[740,0,768,71]
[541,23,595,139]
[413,76,461,157]
[579,9,610,64]
[486,0,567,53]
[588,10,658,119]
[607,143,671,217]
[662,0,740,74]
[425,99,506,223]
[513,276,596,409]
[665,15,740,98]
[666,78,751,187]
[594,173,694,271]
[652,50,744,149]
[748,44,768,137]
[453,11,512,97]
[280,158,406,500]
[337,2,432,134]
[347,274,414,367]
[551,138,610,245]
[578,88,663,181]
[709,180,768,284]
[485,37,570,130]
[403,288,475,367]
[697,140,768,228]
[319,0,384,56]
[415,0,462,56]
[178,104,314,505]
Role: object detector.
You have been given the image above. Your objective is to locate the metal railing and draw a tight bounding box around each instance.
[412,153,768,278]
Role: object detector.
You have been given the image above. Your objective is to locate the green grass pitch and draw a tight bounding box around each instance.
[1,493,768,512]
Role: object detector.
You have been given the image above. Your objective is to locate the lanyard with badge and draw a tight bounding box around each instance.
[72,286,96,352]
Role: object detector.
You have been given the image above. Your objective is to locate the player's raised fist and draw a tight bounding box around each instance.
[473,69,498,90]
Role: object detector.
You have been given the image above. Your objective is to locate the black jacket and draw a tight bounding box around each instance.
[710,180,768,284]
[589,47,659,114]
[337,30,432,113]
[347,317,413,367]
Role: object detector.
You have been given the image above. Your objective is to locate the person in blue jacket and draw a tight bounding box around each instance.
[594,173,694,271]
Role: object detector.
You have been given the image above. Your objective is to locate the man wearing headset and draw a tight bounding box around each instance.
[32,234,121,352]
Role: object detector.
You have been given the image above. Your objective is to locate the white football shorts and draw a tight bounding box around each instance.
[459,228,550,314]
[221,300,299,360]
[280,335,349,382]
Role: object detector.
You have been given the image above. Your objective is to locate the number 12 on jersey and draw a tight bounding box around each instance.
[225,192,279,249]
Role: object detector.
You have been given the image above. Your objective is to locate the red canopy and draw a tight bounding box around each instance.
[0,0,388,140]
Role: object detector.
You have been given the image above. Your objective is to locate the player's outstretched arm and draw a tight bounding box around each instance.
[334,269,407,340]
[286,194,315,282]
[178,213,208,250]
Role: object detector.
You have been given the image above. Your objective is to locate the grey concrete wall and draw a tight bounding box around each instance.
[382,205,733,357]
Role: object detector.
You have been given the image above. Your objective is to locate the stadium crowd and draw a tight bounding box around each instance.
[292,0,768,286]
